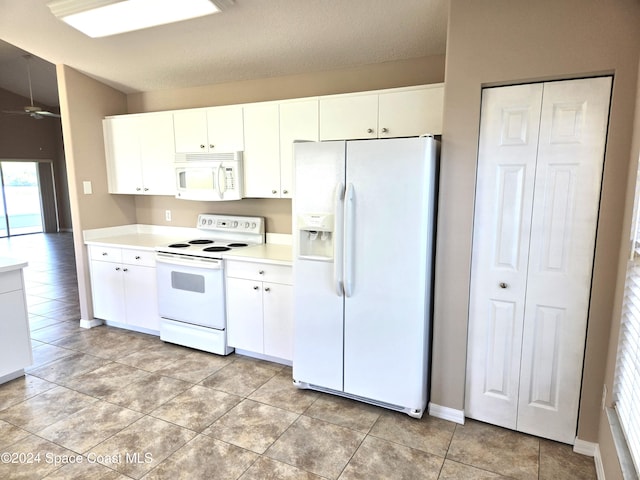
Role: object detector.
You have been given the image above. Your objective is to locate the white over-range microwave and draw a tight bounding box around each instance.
[175,152,244,201]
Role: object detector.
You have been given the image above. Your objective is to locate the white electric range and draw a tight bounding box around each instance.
[155,214,264,355]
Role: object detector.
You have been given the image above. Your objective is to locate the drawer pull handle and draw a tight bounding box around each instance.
[259,270,265,275]
[115,267,121,271]
[264,287,271,292]
[102,252,108,256]
[135,256,141,260]
[253,285,259,290]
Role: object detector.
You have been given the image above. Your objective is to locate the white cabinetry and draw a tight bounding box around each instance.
[242,103,281,198]
[173,106,244,154]
[103,112,176,195]
[279,99,319,198]
[88,246,160,333]
[243,99,319,199]
[226,260,293,363]
[319,84,444,141]
[0,267,32,383]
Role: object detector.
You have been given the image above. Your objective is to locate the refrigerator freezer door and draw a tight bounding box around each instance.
[292,141,346,391]
[342,137,437,411]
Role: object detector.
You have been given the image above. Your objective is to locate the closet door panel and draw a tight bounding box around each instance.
[517,77,612,443]
[465,83,543,427]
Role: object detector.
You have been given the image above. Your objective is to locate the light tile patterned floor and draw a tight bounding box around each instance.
[0,233,597,479]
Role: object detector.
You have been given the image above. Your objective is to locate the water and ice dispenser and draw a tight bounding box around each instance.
[297,214,334,260]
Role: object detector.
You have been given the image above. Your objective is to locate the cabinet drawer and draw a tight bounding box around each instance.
[121,249,156,267]
[89,246,122,263]
[0,270,23,294]
[226,261,292,284]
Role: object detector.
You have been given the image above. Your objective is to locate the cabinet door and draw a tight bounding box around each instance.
[207,106,244,152]
[279,99,319,198]
[139,113,176,195]
[123,264,160,332]
[319,94,378,141]
[0,289,32,378]
[90,260,126,322]
[103,116,143,194]
[243,103,281,198]
[263,282,293,361]
[173,110,208,153]
[226,277,264,352]
[378,86,444,137]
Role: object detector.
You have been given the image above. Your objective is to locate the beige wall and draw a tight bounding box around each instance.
[0,87,71,230]
[56,65,135,322]
[434,0,640,456]
[126,55,445,233]
[598,55,640,479]
[127,55,445,113]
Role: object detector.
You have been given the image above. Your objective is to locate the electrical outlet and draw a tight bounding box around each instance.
[165,210,171,222]
[602,384,607,410]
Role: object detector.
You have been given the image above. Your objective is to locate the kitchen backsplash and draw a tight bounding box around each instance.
[133,196,292,234]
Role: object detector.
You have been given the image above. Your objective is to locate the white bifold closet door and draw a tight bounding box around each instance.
[465,77,612,444]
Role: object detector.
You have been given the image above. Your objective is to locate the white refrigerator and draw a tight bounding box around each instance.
[292,136,438,418]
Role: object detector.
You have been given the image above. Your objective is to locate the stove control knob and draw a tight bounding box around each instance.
[251,222,257,229]
[244,222,250,228]
[207,219,213,225]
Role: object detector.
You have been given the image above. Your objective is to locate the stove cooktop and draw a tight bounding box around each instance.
[156,214,265,259]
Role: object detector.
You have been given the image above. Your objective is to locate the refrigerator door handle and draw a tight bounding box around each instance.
[344,182,355,297]
[334,182,345,295]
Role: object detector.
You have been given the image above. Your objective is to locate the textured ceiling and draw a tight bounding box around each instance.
[0,0,448,107]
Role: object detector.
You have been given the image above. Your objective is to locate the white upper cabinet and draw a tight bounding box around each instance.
[279,99,319,198]
[173,105,244,154]
[103,112,175,195]
[206,106,244,152]
[319,93,378,140]
[319,84,444,141]
[139,113,177,195]
[243,102,281,198]
[378,85,444,138]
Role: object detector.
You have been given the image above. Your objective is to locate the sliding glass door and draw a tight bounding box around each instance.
[0,161,44,237]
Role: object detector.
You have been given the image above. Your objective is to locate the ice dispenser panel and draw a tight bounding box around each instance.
[298,214,333,260]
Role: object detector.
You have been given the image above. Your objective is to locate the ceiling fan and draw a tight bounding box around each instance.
[1,55,60,120]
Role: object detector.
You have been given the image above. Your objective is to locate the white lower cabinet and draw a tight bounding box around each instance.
[88,246,160,333]
[226,260,293,362]
[0,268,32,382]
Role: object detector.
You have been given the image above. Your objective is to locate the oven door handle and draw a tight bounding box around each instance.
[156,253,223,269]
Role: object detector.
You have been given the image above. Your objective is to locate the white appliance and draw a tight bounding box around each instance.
[156,214,264,355]
[175,152,244,201]
[292,136,438,418]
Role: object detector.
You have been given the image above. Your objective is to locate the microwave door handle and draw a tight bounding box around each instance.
[216,164,224,199]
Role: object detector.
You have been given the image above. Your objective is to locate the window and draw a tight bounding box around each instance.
[614,158,640,477]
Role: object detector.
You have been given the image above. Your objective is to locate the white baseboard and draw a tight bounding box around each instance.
[574,438,598,456]
[574,439,605,479]
[428,403,465,424]
[594,445,605,480]
[80,318,103,329]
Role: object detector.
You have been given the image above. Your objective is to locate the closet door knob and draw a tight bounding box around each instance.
[499,282,508,289]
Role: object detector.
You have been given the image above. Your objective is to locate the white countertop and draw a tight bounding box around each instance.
[0,257,28,273]
[84,224,292,265]
[223,244,292,266]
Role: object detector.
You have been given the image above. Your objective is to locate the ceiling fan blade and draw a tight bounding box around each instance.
[1,110,29,115]
[34,110,61,118]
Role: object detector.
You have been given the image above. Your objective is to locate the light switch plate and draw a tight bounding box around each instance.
[83,181,92,194]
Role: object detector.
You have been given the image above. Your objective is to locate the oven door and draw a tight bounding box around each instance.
[156,253,226,329]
